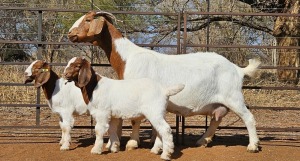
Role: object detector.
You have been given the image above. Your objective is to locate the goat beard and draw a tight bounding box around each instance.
[64,79,73,85]
[64,76,79,85]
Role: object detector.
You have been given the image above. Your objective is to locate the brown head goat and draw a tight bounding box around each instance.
[68,11,261,153]
[24,60,87,151]
[64,56,185,160]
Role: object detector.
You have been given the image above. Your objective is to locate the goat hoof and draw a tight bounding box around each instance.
[195,141,207,147]
[196,137,212,147]
[160,153,171,161]
[247,147,259,153]
[91,148,102,155]
[247,141,259,153]
[60,146,70,151]
[126,146,137,151]
[196,142,208,147]
[109,146,120,153]
[247,144,259,153]
[247,149,259,153]
[150,147,161,155]
[126,140,139,151]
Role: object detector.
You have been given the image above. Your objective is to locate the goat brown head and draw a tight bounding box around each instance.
[24,60,51,88]
[68,11,116,45]
[64,57,92,88]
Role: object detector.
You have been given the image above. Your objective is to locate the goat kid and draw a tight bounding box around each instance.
[24,60,88,150]
[64,57,184,160]
[68,11,261,153]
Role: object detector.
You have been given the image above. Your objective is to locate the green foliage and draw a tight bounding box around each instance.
[1,48,31,62]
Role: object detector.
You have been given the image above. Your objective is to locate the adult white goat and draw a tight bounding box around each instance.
[63,56,184,160]
[68,11,261,152]
[24,60,87,151]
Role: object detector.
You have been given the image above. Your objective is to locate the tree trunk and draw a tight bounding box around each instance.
[273,0,299,83]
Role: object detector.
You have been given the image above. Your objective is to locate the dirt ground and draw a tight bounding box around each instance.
[0,127,299,161]
[0,107,300,161]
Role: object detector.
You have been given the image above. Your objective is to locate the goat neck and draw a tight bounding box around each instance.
[79,67,101,104]
[96,20,125,79]
[41,70,59,100]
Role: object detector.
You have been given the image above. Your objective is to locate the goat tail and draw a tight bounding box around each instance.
[242,59,261,77]
[165,84,185,97]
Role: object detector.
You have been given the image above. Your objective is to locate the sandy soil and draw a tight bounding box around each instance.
[0,127,299,161]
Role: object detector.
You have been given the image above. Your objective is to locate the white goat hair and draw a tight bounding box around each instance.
[24,60,87,151]
[117,39,261,151]
[63,57,184,160]
[68,11,261,153]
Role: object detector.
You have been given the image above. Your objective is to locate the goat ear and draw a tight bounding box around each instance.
[78,59,92,88]
[34,62,51,88]
[87,17,105,36]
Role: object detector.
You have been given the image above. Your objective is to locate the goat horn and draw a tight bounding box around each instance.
[95,11,121,24]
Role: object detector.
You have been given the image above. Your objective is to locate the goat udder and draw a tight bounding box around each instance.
[212,106,228,121]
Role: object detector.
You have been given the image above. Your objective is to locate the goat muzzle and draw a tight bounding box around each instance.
[24,76,34,84]
[63,71,75,81]
[68,34,78,42]
[63,73,71,80]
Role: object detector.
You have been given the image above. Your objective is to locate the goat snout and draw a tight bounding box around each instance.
[68,34,78,42]
[68,29,80,42]
[64,72,71,79]
[64,71,75,81]
[24,76,34,84]
[63,72,73,85]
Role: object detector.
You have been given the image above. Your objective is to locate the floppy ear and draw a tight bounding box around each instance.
[34,62,51,88]
[77,58,92,88]
[87,17,105,36]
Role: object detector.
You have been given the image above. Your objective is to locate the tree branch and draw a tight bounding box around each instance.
[238,0,285,13]
[126,15,273,36]
[187,16,273,35]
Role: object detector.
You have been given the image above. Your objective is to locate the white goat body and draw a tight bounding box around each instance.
[47,78,86,114]
[89,77,181,160]
[88,77,184,119]
[64,57,184,160]
[116,39,259,116]
[116,39,260,151]
[24,60,87,150]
